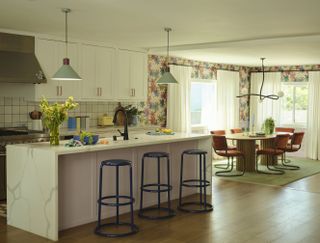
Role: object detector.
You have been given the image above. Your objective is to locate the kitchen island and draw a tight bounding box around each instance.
[6,132,212,241]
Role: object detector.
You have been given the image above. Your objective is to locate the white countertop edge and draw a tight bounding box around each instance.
[7,133,212,156]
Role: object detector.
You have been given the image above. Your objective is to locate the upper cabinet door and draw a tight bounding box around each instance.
[35,38,61,100]
[81,44,97,99]
[117,50,132,99]
[35,38,81,101]
[96,46,115,100]
[56,41,81,100]
[130,51,147,100]
[116,49,147,101]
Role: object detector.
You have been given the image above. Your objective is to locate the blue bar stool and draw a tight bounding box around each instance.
[139,152,175,220]
[95,159,138,237]
[178,149,213,213]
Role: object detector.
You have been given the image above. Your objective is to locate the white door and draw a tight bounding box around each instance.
[81,44,97,100]
[130,51,147,100]
[117,50,132,99]
[96,46,115,100]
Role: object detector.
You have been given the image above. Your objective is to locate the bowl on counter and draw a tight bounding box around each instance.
[73,134,99,145]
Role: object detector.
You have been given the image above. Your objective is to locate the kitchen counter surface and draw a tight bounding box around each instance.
[8,132,212,155]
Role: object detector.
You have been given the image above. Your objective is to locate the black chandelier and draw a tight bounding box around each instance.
[236,58,284,101]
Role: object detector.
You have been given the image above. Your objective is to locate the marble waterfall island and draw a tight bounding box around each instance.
[7,132,212,241]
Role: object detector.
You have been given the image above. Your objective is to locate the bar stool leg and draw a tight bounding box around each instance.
[97,165,103,227]
[199,154,203,205]
[116,166,119,224]
[179,153,184,207]
[167,157,171,210]
[203,154,207,210]
[129,165,134,230]
[139,157,145,212]
[157,157,161,209]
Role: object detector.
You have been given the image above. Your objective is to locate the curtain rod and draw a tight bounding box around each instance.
[167,62,240,71]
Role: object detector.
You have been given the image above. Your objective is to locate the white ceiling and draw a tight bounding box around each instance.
[1,0,320,66]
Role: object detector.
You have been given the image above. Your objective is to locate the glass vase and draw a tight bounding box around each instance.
[49,125,60,145]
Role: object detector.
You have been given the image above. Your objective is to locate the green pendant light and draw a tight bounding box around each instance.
[157,28,178,84]
[52,8,82,81]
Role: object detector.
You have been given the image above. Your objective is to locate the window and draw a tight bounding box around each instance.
[280,82,308,126]
[190,80,216,129]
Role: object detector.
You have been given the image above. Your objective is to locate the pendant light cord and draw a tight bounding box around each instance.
[65,10,68,58]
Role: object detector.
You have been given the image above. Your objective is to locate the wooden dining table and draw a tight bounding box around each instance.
[226,133,277,172]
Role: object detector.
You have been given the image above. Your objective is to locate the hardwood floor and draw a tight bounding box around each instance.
[1,175,320,243]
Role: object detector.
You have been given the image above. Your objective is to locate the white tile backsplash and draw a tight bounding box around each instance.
[0,97,137,128]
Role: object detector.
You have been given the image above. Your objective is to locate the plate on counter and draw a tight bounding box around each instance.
[146,131,175,136]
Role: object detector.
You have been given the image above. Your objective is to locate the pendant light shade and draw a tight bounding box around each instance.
[157,28,178,84]
[52,8,82,81]
[157,67,178,84]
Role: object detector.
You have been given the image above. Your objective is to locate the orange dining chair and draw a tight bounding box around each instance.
[212,135,245,176]
[256,134,290,175]
[210,130,236,169]
[275,127,295,133]
[276,132,305,170]
[230,128,242,134]
[210,130,226,135]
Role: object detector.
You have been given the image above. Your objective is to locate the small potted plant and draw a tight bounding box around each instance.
[262,117,275,135]
[124,105,143,126]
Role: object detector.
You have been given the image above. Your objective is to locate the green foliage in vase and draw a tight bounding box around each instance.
[262,117,275,135]
[39,96,78,145]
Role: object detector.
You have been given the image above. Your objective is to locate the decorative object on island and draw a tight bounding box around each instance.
[124,105,143,126]
[157,28,178,84]
[39,96,78,145]
[236,58,284,101]
[73,131,99,145]
[52,8,82,81]
[262,117,275,135]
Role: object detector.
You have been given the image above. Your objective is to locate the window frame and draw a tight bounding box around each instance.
[280,81,308,128]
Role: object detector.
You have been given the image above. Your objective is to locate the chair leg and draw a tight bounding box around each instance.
[214,157,231,169]
[257,154,284,175]
[215,156,244,177]
[275,153,300,170]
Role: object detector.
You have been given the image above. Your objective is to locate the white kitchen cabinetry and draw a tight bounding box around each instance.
[81,44,115,100]
[35,38,81,101]
[117,49,147,101]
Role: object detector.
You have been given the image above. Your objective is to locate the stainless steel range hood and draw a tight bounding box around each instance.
[0,32,46,84]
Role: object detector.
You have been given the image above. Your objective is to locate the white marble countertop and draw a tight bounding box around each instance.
[7,132,212,156]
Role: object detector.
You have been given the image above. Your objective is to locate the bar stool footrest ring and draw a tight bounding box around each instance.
[141,183,172,193]
[98,195,134,207]
[178,202,213,213]
[138,207,176,220]
[182,179,210,188]
[95,222,139,237]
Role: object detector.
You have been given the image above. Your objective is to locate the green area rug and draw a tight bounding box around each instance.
[213,157,320,186]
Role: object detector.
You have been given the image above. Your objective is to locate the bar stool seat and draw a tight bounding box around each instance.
[101,159,131,166]
[95,159,138,238]
[143,151,169,158]
[183,149,207,155]
[178,149,213,213]
[139,151,175,220]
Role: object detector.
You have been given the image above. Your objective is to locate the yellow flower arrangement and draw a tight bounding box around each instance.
[39,96,78,145]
